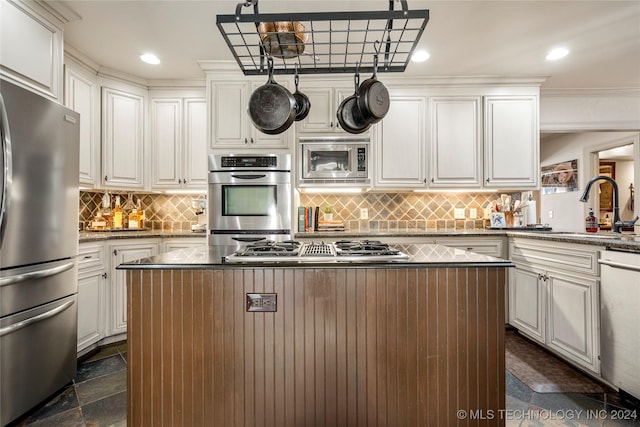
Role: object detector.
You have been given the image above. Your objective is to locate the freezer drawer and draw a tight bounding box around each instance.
[0,294,77,426]
[0,259,76,318]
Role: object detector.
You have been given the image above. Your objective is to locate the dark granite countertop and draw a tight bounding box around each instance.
[117,243,514,270]
[79,230,207,243]
[295,229,640,253]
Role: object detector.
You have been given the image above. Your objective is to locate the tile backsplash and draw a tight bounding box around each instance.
[299,192,499,232]
[80,190,507,232]
[79,191,206,231]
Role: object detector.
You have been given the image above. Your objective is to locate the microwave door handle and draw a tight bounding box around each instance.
[0,92,13,250]
[231,174,267,180]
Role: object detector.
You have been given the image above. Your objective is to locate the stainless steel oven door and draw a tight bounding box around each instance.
[208,171,291,235]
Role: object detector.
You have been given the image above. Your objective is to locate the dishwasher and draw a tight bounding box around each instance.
[599,249,640,400]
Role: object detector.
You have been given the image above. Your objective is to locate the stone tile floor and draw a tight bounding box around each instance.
[8,335,640,426]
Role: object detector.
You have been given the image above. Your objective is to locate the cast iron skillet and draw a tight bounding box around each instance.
[357,53,389,124]
[248,57,296,135]
[293,65,310,121]
[336,72,371,134]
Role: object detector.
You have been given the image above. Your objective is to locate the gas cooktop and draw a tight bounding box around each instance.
[224,240,410,263]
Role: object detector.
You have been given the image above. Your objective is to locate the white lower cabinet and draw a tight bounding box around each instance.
[77,243,107,354]
[107,239,159,336]
[509,238,601,374]
[162,237,206,253]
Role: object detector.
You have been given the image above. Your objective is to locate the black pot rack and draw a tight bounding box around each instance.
[216,0,429,75]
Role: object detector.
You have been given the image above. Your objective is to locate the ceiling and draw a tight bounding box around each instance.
[57,0,640,89]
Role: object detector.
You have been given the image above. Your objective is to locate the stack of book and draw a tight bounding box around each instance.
[316,220,345,232]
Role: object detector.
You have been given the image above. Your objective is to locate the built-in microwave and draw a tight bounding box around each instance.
[298,136,370,186]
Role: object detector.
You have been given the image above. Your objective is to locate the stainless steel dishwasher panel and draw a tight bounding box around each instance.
[599,250,640,400]
[0,294,77,426]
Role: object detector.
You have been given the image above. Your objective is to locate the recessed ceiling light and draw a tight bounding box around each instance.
[545,47,569,61]
[140,53,160,65]
[411,50,430,63]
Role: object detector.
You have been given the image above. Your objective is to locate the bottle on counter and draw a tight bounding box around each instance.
[112,195,123,229]
[90,211,107,230]
[136,198,145,229]
[128,206,139,229]
[122,194,135,228]
[100,192,112,228]
[585,208,598,233]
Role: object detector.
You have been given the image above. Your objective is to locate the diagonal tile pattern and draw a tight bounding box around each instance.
[79,191,206,231]
[300,191,505,231]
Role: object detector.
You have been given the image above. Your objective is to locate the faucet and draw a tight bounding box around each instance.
[579,175,638,233]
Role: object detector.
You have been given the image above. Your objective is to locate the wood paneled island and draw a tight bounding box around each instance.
[119,244,512,427]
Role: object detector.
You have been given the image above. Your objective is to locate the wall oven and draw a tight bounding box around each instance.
[208,154,291,246]
[298,136,370,186]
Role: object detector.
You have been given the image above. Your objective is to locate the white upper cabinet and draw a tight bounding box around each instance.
[0,0,64,100]
[484,95,539,189]
[429,96,482,188]
[296,84,352,133]
[64,61,99,187]
[101,86,145,189]
[374,90,428,188]
[209,79,291,149]
[151,95,207,190]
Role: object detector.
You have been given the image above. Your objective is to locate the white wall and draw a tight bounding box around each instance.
[615,160,635,221]
[540,132,639,232]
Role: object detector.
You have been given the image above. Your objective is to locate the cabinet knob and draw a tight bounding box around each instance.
[244,138,248,144]
[104,175,108,182]
[183,178,188,184]
[113,249,118,256]
[486,178,490,183]
[250,138,254,144]
[431,178,434,183]
[178,179,182,184]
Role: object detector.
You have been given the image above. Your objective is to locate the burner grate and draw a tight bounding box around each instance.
[301,242,335,257]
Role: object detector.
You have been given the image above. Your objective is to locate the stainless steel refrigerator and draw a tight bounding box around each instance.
[0,79,79,426]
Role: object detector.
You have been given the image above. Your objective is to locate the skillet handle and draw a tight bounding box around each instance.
[266,56,276,84]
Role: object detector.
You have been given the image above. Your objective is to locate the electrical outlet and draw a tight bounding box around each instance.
[454,208,466,219]
[548,210,554,219]
[469,208,477,219]
[360,208,368,220]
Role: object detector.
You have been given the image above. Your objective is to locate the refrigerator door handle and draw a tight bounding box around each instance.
[0,262,75,287]
[0,299,75,337]
[0,92,14,249]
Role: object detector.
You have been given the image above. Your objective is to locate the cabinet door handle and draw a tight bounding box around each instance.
[250,138,254,144]
[486,178,490,183]
[113,249,118,256]
[183,178,188,184]
[244,138,248,144]
[104,175,108,182]
[102,272,108,279]
[431,178,434,183]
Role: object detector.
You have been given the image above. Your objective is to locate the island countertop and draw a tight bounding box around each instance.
[117,243,514,270]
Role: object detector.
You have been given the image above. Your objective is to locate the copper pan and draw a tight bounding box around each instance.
[258,21,307,59]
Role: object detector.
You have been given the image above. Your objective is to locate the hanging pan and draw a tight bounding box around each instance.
[336,71,371,134]
[248,57,296,135]
[292,64,310,121]
[357,46,390,124]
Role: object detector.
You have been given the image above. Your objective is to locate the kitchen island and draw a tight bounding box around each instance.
[119,244,513,427]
